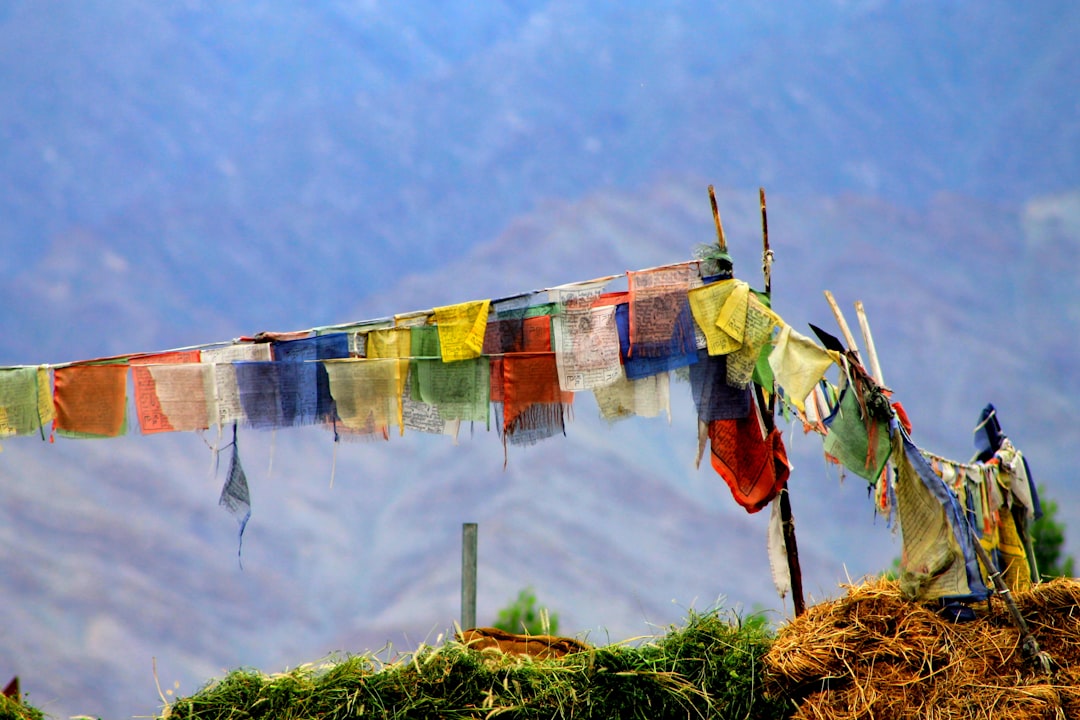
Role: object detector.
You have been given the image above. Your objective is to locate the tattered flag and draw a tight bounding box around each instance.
[218,424,251,568]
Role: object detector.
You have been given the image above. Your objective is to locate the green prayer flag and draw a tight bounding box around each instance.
[823,385,891,482]
[0,367,51,436]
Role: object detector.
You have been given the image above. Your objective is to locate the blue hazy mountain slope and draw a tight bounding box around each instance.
[0,2,1078,718]
[1,1,1077,364]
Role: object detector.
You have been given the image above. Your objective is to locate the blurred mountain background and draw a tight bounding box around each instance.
[0,2,1078,718]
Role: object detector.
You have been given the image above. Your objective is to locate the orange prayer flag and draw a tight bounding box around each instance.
[53,364,129,437]
[501,352,572,435]
[522,316,552,351]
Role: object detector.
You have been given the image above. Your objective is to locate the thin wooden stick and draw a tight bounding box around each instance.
[760,186,806,618]
[760,188,772,295]
[854,300,885,385]
[708,185,727,253]
[823,289,861,360]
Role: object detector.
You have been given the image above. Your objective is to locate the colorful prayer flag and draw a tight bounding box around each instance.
[0,366,53,437]
[53,363,129,438]
[433,299,490,362]
[131,350,202,434]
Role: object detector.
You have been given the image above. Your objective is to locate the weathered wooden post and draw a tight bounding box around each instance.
[461,522,478,630]
[760,187,807,617]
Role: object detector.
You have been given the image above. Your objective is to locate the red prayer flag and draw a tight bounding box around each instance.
[501,352,572,436]
[708,416,790,513]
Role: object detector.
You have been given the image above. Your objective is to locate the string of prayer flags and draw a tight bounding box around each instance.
[767,324,837,413]
[626,263,699,359]
[218,424,251,568]
[0,366,53,437]
[433,299,490,361]
[916,409,1041,595]
[324,359,402,438]
[52,363,129,438]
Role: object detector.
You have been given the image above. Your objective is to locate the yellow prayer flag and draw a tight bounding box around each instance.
[434,299,490,362]
[324,359,402,436]
[726,293,782,387]
[715,281,750,343]
[37,366,54,428]
[688,280,744,355]
[363,328,411,433]
[366,328,412,359]
[768,324,837,413]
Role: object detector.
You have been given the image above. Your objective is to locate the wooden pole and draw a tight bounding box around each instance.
[461,523,478,630]
[708,185,727,253]
[760,187,806,617]
[823,290,861,361]
[854,300,885,385]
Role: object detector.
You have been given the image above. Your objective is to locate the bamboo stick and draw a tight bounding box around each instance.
[823,289,861,361]
[854,300,885,385]
[708,185,727,253]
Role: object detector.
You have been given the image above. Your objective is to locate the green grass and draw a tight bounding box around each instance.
[158,609,791,720]
[0,694,45,720]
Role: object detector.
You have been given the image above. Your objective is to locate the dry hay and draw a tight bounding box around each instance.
[457,626,593,659]
[764,576,1080,719]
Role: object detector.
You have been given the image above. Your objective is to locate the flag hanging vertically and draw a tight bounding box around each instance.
[218,424,251,568]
